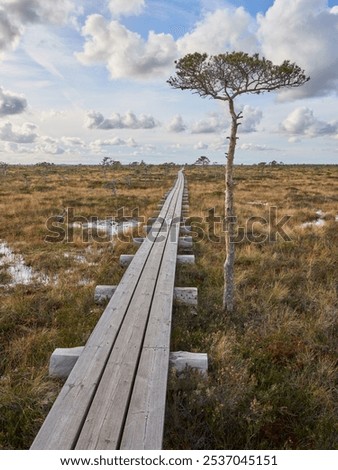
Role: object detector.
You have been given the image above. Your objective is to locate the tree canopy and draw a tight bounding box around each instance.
[167,52,310,101]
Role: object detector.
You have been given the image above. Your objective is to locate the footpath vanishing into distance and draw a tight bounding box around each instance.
[31,169,207,450]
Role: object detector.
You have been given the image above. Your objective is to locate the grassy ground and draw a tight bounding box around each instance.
[0,163,337,449]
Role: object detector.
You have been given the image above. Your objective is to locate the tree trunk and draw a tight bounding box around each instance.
[223,99,239,312]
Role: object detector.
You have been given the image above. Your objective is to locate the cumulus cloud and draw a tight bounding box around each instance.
[0,10,21,52]
[76,5,258,80]
[108,0,145,18]
[3,141,35,153]
[75,1,337,96]
[240,106,263,133]
[90,137,139,150]
[211,138,228,151]
[60,136,85,146]
[257,0,338,98]
[194,141,208,150]
[281,107,338,138]
[166,114,186,133]
[0,121,38,143]
[191,113,226,134]
[239,143,280,152]
[85,110,157,130]
[0,0,76,54]
[177,7,257,56]
[0,86,27,116]
[38,142,65,155]
[76,14,177,79]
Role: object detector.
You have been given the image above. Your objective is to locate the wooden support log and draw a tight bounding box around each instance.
[94,285,117,303]
[180,226,191,234]
[133,237,144,247]
[174,287,198,306]
[119,254,134,268]
[170,351,208,376]
[49,348,207,379]
[182,205,189,210]
[178,236,193,249]
[49,347,85,379]
[94,285,197,306]
[177,254,195,265]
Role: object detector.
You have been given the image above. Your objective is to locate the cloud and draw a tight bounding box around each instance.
[239,143,280,152]
[281,107,338,137]
[4,0,75,24]
[177,7,257,56]
[166,114,186,132]
[76,5,258,81]
[257,0,338,98]
[85,110,157,130]
[76,14,177,79]
[191,113,226,134]
[61,136,85,146]
[75,1,337,99]
[108,0,145,18]
[3,141,35,153]
[194,141,208,150]
[211,138,228,151]
[0,0,76,55]
[0,121,38,143]
[90,137,139,149]
[165,103,261,141]
[240,106,263,133]
[0,86,27,116]
[0,10,21,53]
[38,142,65,155]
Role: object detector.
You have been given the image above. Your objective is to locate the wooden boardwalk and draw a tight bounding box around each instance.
[31,170,187,450]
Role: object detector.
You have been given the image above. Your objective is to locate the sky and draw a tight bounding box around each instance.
[0,0,338,165]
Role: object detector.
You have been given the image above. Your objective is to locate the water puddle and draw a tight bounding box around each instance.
[0,241,37,286]
[0,242,95,287]
[70,219,139,235]
[301,219,326,228]
[300,210,337,228]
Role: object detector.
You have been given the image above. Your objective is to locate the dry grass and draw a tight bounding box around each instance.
[0,163,337,449]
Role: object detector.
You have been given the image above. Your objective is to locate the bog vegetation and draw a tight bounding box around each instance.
[0,163,337,449]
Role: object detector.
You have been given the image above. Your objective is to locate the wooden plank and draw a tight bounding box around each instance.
[31,175,181,450]
[75,235,167,449]
[120,178,184,449]
[120,229,178,449]
[75,173,184,450]
[76,176,183,449]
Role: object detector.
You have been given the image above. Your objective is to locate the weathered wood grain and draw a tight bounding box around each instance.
[31,171,187,450]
